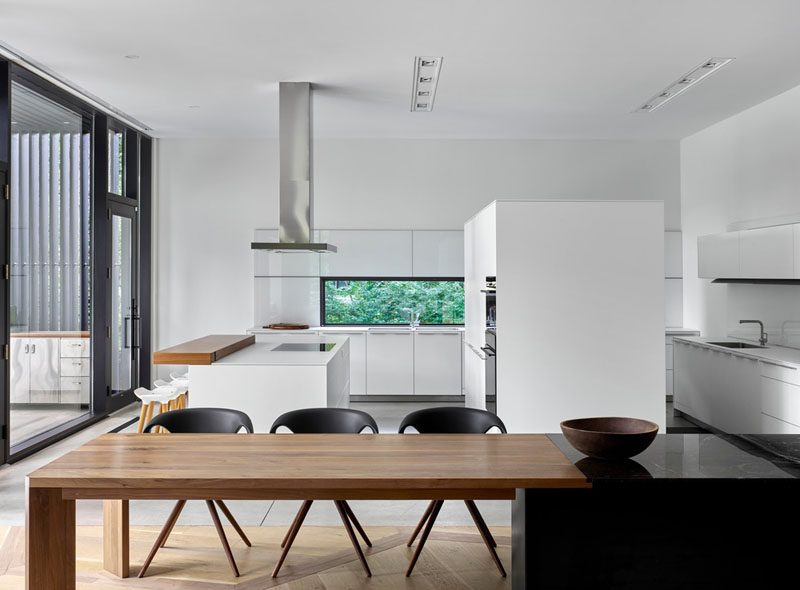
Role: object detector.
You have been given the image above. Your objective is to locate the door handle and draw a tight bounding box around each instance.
[131,314,141,349]
[30,343,35,354]
[480,346,495,357]
[24,344,29,353]
[123,316,131,349]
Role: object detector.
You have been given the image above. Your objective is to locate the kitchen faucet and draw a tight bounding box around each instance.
[739,319,768,346]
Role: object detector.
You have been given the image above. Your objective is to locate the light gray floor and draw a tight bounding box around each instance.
[9,405,89,448]
[0,401,511,528]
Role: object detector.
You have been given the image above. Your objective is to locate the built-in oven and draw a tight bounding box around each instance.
[482,328,496,415]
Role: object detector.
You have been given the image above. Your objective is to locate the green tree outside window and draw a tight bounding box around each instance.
[323,279,464,325]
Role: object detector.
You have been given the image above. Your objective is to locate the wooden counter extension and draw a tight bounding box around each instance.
[153,334,255,365]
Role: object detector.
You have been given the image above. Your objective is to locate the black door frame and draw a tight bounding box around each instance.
[0,63,152,464]
[105,198,139,412]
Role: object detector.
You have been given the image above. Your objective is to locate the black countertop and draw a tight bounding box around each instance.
[548,433,798,482]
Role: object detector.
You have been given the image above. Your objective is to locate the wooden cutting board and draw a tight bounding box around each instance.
[266,323,310,330]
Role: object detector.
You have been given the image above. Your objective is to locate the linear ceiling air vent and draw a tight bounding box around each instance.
[411,56,443,112]
[635,57,734,113]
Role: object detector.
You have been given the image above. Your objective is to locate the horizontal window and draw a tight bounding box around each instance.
[322,278,464,326]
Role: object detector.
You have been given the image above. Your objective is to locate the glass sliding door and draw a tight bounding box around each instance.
[107,201,138,410]
[8,81,92,448]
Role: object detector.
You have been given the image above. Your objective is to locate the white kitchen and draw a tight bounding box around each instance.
[3,2,800,589]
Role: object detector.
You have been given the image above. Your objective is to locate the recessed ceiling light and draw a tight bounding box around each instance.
[635,57,734,113]
[124,54,140,60]
[188,105,200,109]
[411,56,443,112]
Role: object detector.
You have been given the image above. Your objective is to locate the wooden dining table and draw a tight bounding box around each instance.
[25,432,590,589]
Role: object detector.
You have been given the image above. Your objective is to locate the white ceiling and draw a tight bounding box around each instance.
[2,0,800,139]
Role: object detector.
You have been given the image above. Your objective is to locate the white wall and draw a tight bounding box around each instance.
[154,138,680,362]
[682,83,800,341]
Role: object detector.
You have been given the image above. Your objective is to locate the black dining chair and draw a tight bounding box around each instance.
[269,407,379,578]
[398,406,508,577]
[139,408,254,578]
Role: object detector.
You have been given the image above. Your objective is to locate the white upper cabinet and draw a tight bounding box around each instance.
[664,231,682,278]
[697,232,740,278]
[412,231,464,277]
[318,230,412,277]
[739,225,795,279]
[697,223,800,279]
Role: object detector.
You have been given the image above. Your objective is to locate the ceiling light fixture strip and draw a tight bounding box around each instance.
[636,57,734,113]
[411,56,443,112]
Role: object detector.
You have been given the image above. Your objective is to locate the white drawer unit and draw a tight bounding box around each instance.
[414,331,462,394]
[60,338,90,358]
[60,357,91,377]
[366,331,414,394]
[59,377,91,404]
[760,376,800,429]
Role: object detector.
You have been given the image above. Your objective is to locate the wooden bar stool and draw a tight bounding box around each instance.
[155,378,188,411]
[134,386,182,434]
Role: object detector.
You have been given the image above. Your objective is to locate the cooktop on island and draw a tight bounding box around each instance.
[272,343,336,352]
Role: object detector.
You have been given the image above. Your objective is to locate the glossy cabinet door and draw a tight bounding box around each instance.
[697,232,740,278]
[414,331,462,394]
[10,339,30,403]
[366,331,414,394]
[59,377,91,404]
[412,231,464,277]
[318,230,412,277]
[29,338,60,403]
[739,225,794,279]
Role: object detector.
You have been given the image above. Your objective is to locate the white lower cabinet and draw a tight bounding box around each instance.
[366,331,414,394]
[674,340,800,434]
[10,335,91,405]
[59,377,91,404]
[322,331,367,395]
[28,339,60,403]
[414,332,462,394]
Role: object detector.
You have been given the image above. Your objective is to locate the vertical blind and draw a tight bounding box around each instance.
[10,132,91,331]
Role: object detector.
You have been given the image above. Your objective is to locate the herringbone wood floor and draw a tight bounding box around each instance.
[0,525,511,589]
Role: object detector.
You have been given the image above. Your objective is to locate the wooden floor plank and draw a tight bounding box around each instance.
[0,525,511,589]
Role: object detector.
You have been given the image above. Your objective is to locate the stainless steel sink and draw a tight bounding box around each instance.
[707,341,766,349]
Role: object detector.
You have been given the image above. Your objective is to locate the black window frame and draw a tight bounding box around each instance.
[320,276,465,327]
[0,60,152,464]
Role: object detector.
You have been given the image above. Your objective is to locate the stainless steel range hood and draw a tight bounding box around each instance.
[251,82,336,253]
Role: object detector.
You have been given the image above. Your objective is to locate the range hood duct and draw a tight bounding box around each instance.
[251,82,336,253]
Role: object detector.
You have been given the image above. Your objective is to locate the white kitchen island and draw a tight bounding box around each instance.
[185,336,350,432]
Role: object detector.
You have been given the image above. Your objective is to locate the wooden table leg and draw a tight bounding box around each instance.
[26,482,75,590]
[103,500,129,578]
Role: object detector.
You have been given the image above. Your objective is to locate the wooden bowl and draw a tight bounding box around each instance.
[560,417,658,460]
